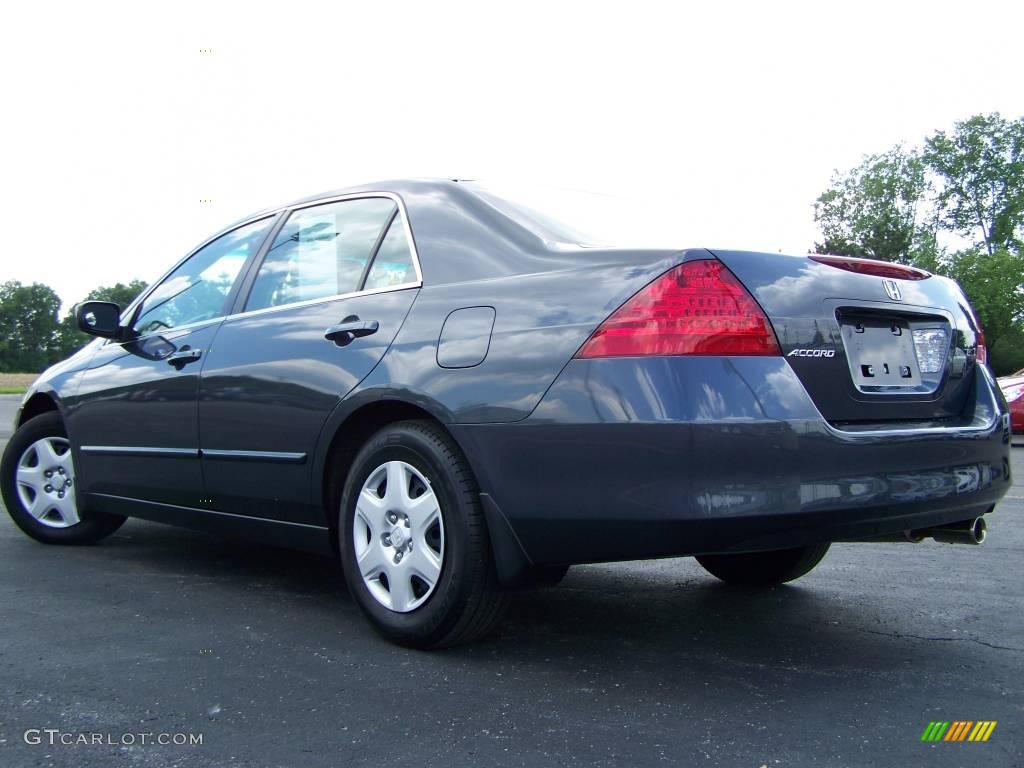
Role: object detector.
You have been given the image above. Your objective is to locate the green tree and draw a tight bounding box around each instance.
[989,325,1024,376]
[923,113,1024,256]
[940,248,1024,361]
[0,281,63,372]
[57,279,148,357]
[814,146,936,266]
[84,280,149,309]
[813,113,1024,375]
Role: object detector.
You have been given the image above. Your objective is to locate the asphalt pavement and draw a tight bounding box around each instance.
[0,394,1021,767]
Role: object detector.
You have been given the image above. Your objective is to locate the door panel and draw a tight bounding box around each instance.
[71,324,219,506]
[197,288,419,524]
[68,216,274,509]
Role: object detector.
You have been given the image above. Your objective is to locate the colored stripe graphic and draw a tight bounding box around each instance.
[921,721,996,742]
[971,722,997,742]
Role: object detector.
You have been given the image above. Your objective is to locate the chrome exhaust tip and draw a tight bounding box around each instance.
[842,513,990,545]
[926,516,986,545]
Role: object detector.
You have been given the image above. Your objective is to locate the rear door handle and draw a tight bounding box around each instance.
[324,316,379,346]
[167,348,203,368]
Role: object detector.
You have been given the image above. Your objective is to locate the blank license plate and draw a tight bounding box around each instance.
[841,318,922,389]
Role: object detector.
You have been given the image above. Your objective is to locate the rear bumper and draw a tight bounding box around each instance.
[454,357,1012,566]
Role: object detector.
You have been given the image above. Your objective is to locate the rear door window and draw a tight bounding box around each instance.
[246,198,396,311]
[363,212,418,290]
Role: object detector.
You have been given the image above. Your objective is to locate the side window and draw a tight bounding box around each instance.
[246,198,396,311]
[363,212,417,290]
[133,218,271,335]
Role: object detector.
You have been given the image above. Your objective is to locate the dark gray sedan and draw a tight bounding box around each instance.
[1,180,1011,647]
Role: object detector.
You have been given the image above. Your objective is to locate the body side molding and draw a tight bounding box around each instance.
[80,446,306,463]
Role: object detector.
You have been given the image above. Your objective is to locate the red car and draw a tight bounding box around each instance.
[999,368,1024,437]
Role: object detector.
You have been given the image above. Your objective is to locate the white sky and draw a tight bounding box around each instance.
[2,0,1022,311]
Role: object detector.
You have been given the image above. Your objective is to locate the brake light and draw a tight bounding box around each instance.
[809,254,931,281]
[976,329,987,365]
[575,259,780,358]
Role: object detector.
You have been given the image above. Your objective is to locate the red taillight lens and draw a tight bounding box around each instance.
[575,259,780,358]
[809,254,931,280]
[976,329,987,365]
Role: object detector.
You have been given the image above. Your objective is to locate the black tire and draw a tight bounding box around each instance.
[1,412,126,545]
[696,543,830,586]
[338,420,507,648]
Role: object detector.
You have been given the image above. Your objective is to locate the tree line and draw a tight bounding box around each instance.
[814,112,1024,375]
[0,280,147,372]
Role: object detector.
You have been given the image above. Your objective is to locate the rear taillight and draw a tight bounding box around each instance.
[575,259,780,358]
[976,329,988,365]
[809,254,931,280]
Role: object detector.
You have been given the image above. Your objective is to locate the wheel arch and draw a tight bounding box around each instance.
[315,396,533,584]
[317,398,451,549]
[18,391,61,427]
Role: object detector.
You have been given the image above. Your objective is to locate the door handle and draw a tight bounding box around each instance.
[324,316,379,346]
[167,348,203,368]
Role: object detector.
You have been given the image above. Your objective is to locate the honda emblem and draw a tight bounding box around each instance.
[883,279,902,301]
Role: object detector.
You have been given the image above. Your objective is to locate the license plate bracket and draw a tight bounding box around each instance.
[841,317,922,390]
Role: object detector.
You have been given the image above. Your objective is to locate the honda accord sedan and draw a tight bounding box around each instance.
[1,180,1012,647]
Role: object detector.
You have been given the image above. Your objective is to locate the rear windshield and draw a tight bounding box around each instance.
[461,181,686,248]
[462,182,597,243]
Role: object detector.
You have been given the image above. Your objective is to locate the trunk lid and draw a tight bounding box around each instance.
[708,249,984,425]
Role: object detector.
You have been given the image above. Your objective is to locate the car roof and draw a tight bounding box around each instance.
[229,178,460,229]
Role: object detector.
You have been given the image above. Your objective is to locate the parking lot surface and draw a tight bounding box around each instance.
[0,395,1021,767]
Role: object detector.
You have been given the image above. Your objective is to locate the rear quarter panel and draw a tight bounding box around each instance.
[360,258,682,424]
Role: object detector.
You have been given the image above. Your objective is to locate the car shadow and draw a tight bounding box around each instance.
[102,521,347,599]
[84,520,945,682]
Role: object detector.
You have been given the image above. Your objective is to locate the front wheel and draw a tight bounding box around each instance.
[338,420,507,648]
[696,543,830,586]
[1,412,125,544]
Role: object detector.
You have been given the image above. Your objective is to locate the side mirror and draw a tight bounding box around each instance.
[76,301,123,339]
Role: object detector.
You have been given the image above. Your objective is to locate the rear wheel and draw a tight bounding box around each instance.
[338,420,507,648]
[1,412,125,544]
[696,543,830,586]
